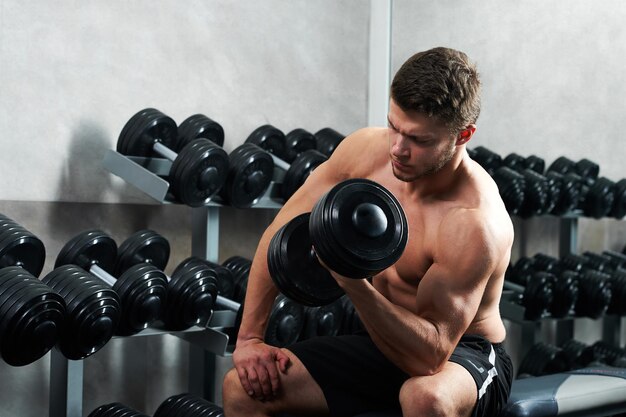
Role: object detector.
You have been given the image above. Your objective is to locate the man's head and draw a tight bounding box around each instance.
[390,47,481,135]
[388,47,480,182]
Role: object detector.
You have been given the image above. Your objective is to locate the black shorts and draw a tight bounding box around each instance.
[288,331,513,417]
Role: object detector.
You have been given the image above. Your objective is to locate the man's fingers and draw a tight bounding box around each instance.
[246,368,264,398]
[266,361,281,396]
[276,350,291,373]
[236,367,254,396]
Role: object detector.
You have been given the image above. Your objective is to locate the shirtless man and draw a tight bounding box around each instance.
[223,47,514,417]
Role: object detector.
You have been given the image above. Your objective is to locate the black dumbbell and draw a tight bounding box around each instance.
[0,214,66,366]
[560,253,615,317]
[222,256,253,303]
[245,129,329,201]
[268,178,408,307]
[183,257,304,347]
[154,393,225,417]
[470,146,503,175]
[517,254,579,318]
[245,124,289,161]
[502,153,545,175]
[55,230,168,336]
[87,402,148,417]
[284,128,317,162]
[315,128,345,157]
[300,298,344,340]
[547,157,616,218]
[504,263,555,321]
[282,150,328,200]
[518,342,571,377]
[220,143,275,208]
[610,179,626,219]
[491,167,526,215]
[177,113,225,148]
[117,108,230,207]
[114,230,218,331]
[41,264,121,360]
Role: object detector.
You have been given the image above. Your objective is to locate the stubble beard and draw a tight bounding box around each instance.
[391,142,457,183]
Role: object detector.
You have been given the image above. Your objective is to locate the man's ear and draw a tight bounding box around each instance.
[456,125,476,146]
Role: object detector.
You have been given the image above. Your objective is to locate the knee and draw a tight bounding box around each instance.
[222,369,251,411]
[400,378,455,417]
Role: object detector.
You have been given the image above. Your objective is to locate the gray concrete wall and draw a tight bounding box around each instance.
[0,1,369,416]
[392,0,626,371]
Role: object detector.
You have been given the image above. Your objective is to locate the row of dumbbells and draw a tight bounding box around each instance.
[118,108,345,207]
[0,212,362,367]
[469,147,626,219]
[505,249,626,320]
[220,256,364,348]
[87,393,224,417]
[518,339,626,378]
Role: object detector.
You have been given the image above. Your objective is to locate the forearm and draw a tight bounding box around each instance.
[235,227,281,345]
[344,281,448,376]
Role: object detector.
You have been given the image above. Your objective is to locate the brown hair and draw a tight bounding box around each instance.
[391,47,481,134]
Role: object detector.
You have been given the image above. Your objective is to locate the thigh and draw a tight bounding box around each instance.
[400,361,477,417]
[287,333,409,417]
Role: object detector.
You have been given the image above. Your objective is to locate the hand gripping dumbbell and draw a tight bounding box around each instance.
[0,214,65,366]
[87,402,148,417]
[117,108,230,207]
[268,178,408,307]
[113,229,219,331]
[154,393,225,417]
[216,256,305,347]
[55,230,168,336]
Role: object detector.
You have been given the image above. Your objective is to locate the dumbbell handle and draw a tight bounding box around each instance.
[161,272,241,311]
[153,141,178,162]
[270,153,291,171]
[88,263,118,287]
[503,280,525,293]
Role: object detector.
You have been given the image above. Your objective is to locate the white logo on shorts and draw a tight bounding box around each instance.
[467,359,484,373]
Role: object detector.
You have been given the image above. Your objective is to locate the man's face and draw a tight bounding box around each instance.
[387,100,457,182]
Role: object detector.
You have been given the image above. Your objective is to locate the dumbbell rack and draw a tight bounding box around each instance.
[501,214,625,360]
[92,150,285,415]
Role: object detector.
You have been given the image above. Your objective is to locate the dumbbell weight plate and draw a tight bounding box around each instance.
[202,260,235,300]
[610,179,626,219]
[0,223,46,276]
[115,230,170,276]
[117,108,156,154]
[153,394,183,417]
[281,150,328,200]
[112,263,168,336]
[284,128,317,163]
[245,124,288,160]
[165,260,218,330]
[177,114,225,149]
[302,299,344,339]
[55,230,118,273]
[119,109,179,157]
[315,128,345,157]
[268,213,344,307]
[170,139,230,207]
[310,179,408,278]
[222,144,274,208]
[118,108,165,159]
[265,295,304,347]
